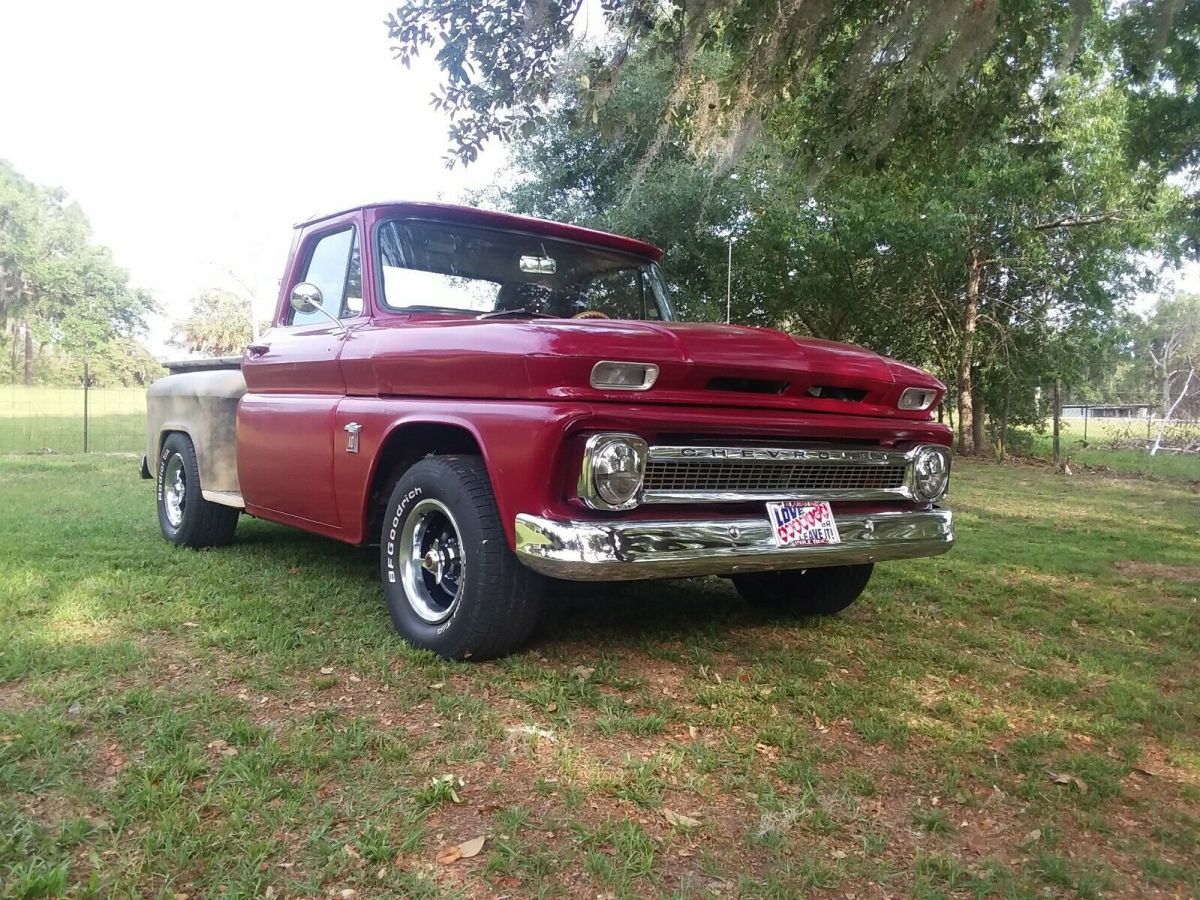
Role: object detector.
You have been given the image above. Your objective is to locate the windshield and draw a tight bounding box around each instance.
[377,219,674,321]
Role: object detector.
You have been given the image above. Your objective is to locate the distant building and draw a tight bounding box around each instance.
[1060,403,1153,419]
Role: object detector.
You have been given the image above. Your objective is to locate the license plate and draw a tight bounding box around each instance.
[767,501,842,548]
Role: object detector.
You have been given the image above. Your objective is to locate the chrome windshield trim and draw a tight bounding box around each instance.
[514,508,954,582]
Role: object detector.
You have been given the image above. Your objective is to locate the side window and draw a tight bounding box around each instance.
[290,228,362,325]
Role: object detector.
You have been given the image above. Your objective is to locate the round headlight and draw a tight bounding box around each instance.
[581,434,648,510]
[912,446,950,501]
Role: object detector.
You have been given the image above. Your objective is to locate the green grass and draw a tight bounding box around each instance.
[1,455,1198,896]
[1016,416,1200,483]
[0,386,146,454]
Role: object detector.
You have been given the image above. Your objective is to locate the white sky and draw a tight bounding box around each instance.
[0,0,1195,355]
[0,0,509,353]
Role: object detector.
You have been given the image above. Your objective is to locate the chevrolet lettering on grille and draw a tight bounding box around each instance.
[675,447,893,462]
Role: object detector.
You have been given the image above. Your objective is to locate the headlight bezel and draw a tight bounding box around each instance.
[578,433,649,511]
[908,444,951,502]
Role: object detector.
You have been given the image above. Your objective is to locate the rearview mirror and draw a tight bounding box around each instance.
[519,255,557,275]
[290,282,324,314]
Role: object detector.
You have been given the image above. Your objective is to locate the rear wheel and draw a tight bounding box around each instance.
[380,455,544,660]
[732,564,874,616]
[156,432,239,547]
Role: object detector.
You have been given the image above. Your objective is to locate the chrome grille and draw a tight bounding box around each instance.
[645,461,907,493]
[641,445,913,503]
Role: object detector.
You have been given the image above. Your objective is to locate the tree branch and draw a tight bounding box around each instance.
[1030,212,1121,232]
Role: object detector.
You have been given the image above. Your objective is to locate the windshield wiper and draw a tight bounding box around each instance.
[476,308,558,320]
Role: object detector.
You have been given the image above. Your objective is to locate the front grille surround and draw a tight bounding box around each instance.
[639,444,923,504]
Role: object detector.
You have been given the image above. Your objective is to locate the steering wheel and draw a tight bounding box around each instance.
[572,310,610,319]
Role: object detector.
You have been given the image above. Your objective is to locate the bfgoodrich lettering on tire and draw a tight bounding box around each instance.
[380,455,544,660]
[156,432,239,548]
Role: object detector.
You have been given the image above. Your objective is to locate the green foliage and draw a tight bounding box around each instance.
[0,159,157,386]
[170,289,252,358]
[491,45,1189,455]
[387,0,1194,184]
[394,0,1197,455]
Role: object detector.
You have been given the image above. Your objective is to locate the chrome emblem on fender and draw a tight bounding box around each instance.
[344,422,362,454]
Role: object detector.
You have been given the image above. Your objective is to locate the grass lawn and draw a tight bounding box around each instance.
[0,387,146,455]
[1,455,1197,897]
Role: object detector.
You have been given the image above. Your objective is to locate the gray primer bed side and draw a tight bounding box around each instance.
[146,368,247,495]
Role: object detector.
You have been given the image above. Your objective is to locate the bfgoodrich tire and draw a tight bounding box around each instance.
[379,455,544,660]
[732,564,874,616]
[156,432,239,548]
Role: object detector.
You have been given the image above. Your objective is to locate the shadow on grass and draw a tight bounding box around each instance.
[231,514,791,651]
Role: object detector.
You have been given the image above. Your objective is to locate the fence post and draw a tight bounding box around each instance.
[1052,380,1062,464]
[1083,405,1088,443]
[83,361,89,453]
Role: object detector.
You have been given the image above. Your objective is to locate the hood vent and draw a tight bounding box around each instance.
[707,376,790,395]
[807,385,868,402]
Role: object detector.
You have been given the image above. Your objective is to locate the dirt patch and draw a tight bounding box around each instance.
[0,680,36,713]
[1114,560,1200,583]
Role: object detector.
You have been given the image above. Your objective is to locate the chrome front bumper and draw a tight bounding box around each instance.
[514,508,954,581]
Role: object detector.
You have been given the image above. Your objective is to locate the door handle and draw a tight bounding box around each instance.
[246,343,270,357]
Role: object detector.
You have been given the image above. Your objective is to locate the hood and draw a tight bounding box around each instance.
[361,317,944,420]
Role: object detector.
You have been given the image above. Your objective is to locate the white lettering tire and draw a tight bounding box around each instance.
[380,455,544,660]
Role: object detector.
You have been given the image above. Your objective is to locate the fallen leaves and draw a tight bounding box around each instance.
[570,665,595,681]
[1048,771,1088,793]
[437,835,486,865]
[661,808,701,829]
[206,739,238,758]
[505,724,557,743]
[430,773,464,803]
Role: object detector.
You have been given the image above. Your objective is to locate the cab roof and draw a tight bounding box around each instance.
[296,201,664,262]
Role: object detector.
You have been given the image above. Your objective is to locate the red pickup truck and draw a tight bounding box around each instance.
[143,202,954,659]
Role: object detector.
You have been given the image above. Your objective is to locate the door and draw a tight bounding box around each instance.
[238,224,364,529]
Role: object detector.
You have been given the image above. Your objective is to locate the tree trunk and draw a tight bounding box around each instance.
[23,322,34,386]
[971,367,988,455]
[996,389,1010,461]
[1051,380,1062,464]
[956,248,983,455]
[1151,367,1195,456]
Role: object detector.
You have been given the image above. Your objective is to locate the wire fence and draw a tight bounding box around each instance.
[0,384,146,455]
[1055,413,1200,452]
[3,382,1197,459]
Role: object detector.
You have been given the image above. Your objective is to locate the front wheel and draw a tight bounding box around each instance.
[732,564,874,616]
[380,455,544,660]
[156,432,239,547]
